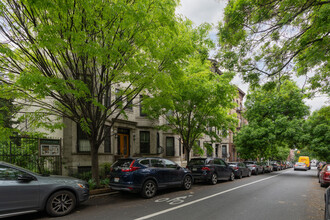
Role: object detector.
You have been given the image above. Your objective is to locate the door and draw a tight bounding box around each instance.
[117,134,129,157]
[0,165,39,213]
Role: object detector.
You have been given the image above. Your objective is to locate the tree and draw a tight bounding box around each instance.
[217,0,330,95]
[143,47,237,162]
[235,80,310,160]
[0,0,196,184]
[303,106,330,161]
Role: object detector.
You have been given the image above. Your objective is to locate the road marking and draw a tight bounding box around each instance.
[155,195,193,205]
[135,172,288,220]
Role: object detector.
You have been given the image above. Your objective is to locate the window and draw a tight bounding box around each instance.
[115,89,122,108]
[78,166,91,174]
[222,145,227,158]
[140,131,150,154]
[126,96,133,110]
[193,140,200,156]
[0,165,26,180]
[166,137,175,156]
[77,124,91,152]
[140,95,147,116]
[219,159,226,166]
[104,126,111,153]
[163,159,177,168]
[151,159,164,168]
[139,159,150,167]
[104,91,111,108]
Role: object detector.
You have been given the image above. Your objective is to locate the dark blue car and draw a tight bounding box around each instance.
[109,157,193,198]
[187,158,235,185]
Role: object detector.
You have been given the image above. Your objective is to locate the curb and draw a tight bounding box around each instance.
[89,191,119,198]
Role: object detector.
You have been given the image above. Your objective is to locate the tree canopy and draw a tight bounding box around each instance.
[217,0,330,96]
[0,0,199,183]
[303,106,330,161]
[235,80,310,160]
[143,53,237,161]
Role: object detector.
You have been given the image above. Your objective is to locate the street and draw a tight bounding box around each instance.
[8,167,325,220]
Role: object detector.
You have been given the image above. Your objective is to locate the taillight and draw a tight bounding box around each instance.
[202,167,211,171]
[122,160,140,172]
[234,167,239,170]
[324,172,330,179]
[252,165,256,167]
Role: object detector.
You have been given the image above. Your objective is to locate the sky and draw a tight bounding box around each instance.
[176,0,328,112]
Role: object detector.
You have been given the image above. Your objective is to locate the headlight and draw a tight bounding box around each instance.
[77,183,87,189]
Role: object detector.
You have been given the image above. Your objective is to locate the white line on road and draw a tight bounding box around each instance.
[135,171,289,220]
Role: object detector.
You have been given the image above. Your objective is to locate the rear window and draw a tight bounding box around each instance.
[244,162,254,165]
[296,162,305,165]
[327,166,330,171]
[112,159,134,168]
[188,159,206,165]
[228,163,237,166]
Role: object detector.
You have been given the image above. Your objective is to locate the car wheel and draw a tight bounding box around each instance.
[238,172,242,179]
[46,190,76,217]
[255,169,258,175]
[182,175,192,190]
[321,182,326,187]
[262,169,265,174]
[229,172,235,181]
[248,170,252,177]
[210,173,218,185]
[141,180,157,198]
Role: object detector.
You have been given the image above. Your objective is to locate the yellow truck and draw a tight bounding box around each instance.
[298,156,311,170]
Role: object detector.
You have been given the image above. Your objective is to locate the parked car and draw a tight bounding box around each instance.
[325,186,330,220]
[318,162,327,177]
[271,162,282,171]
[228,162,251,179]
[294,162,308,171]
[243,161,264,175]
[0,161,89,218]
[187,158,235,184]
[260,162,273,173]
[319,164,330,187]
[318,163,328,177]
[109,157,192,198]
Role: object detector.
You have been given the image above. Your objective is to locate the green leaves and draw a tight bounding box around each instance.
[218,0,330,96]
[235,80,309,160]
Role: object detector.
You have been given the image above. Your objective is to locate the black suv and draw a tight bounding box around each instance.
[109,157,193,198]
[187,158,235,185]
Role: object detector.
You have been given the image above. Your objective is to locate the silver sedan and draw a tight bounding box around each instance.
[0,161,89,218]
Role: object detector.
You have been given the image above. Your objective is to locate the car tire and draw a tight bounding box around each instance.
[141,180,157,198]
[46,190,76,217]
[255,169,258,175]
[321,182,326,187]
[182,175,192,190]
[248,170,252,177]
[229,172,235,181]
[210,173,218,185]
[238,172,242,179]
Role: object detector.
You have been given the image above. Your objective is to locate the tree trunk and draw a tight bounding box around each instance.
[91,143,100,186]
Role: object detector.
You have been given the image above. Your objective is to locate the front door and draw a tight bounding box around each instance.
[117,134,129,157]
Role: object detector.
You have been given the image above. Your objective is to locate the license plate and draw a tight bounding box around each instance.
[114,177,119,183]
[192,168,197,171]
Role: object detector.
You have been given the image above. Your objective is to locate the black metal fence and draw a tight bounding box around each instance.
[0,136,62,175]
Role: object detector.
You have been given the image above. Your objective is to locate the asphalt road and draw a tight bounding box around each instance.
[8,167,325,220]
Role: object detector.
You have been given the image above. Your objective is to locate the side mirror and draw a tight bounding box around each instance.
[17,174,34,182]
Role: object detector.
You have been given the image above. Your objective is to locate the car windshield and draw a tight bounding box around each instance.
[112,159,134,168]
[188,159,206,165]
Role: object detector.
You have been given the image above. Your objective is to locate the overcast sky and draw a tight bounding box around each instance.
[176,0,328,112]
